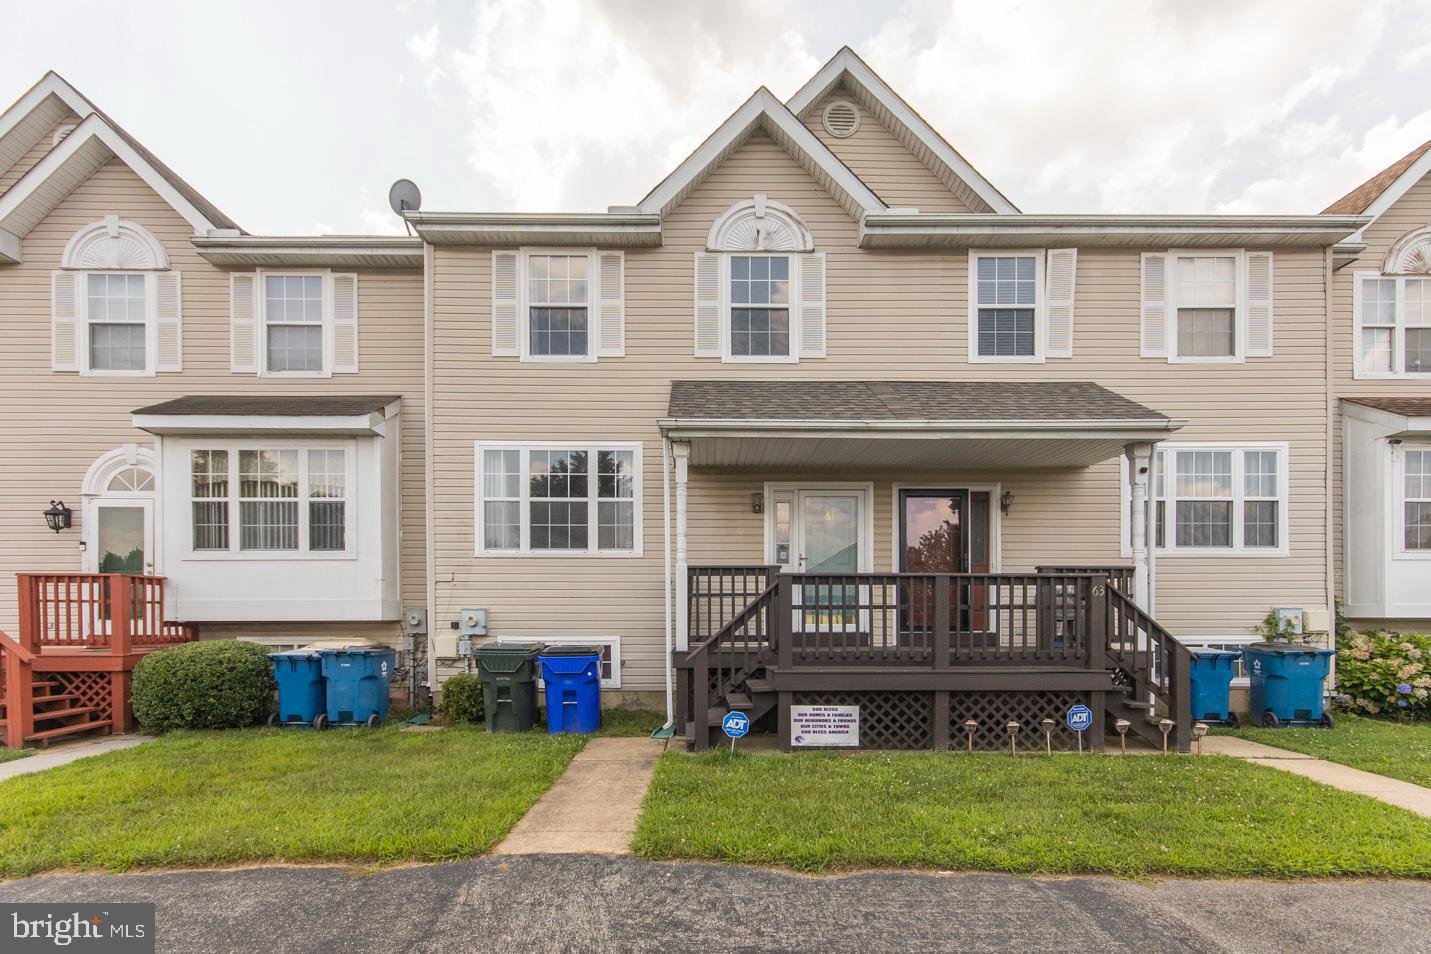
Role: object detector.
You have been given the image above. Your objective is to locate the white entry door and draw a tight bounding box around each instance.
[86,499,154,575]
[796,491,862,574]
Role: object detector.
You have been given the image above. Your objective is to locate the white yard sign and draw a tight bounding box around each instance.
[790,704,860,747]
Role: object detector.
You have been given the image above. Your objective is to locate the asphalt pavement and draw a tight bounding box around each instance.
[2,855,1427,953]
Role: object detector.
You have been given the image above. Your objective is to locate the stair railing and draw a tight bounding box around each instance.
[686,578,780,751]
[0,629,38,749]
[1105,584,1193,752]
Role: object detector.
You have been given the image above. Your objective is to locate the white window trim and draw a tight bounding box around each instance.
[474,440,644,557]
[1352,270,1431,379]
[1151,441,1290,557]
[184,439,358,561]
[887,483,1003,572]
[719,251,801,364]
[78,270,158,377]
[1394,441,1431,559]
[761,482,875,570]
[1166,248,1246,365]
[518,247,599,364]
[257,268,335,379]
[492,634,622,688]
[967,249,1046,364]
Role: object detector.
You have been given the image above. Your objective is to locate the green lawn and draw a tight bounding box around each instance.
[593,707,666,737]
[0,727,582,877]
[1225,715,1431,788]
[0,748,33,765]
[632,751,1431,877]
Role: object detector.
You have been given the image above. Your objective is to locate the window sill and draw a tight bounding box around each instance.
[967,354,1044,364]
[720,354,799,364]
[258,370,333,379]
[474,548,644,559]
[1353,370,1431,380]
[79,369,156,378]
[182,549,359,562]
[519,354,599,364]
[1166,355,1245,365]
[1155,547,1288,558]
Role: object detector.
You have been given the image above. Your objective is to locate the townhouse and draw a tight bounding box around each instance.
[0,47,1419,751]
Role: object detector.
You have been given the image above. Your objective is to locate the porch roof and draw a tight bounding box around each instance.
[661,380,1182,469]
[131,395,401,436]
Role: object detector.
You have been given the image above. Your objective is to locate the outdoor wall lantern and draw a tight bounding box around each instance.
[43,500,72,533]
[751,492,764,514]
[1000,491,1015,515]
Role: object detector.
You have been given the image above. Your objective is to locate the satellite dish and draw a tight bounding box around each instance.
[388,179,422,216]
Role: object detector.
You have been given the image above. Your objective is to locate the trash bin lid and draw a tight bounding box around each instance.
[1190,649,1239,659]
[537,644,603,657]
[268,649,320,659]
[474,641,545,657]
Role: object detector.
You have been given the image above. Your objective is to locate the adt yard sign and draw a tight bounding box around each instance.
[1066,704,1093,732]
[721,711,750,739]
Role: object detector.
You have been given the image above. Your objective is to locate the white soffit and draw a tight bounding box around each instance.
[193,235,425,267]
[0,72,94,179]
[786,47,1018,215]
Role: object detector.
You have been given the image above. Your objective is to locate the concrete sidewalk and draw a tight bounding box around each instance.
[1201,735,1431,818]
[494,736,664,854]
[0,735,150,782]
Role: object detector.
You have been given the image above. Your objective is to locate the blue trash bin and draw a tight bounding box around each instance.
[268,651,326,728]
[1245,642,1335,728]
[319,648,397,727]
[1187,650,1240,727]
[537,646,602,735]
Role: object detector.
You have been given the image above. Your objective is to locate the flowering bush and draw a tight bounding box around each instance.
[1334,629,1431,719]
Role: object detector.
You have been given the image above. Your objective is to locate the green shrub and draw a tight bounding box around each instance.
[1335,630,1431,719]
[438,675,485,724]
[132,640,275,731]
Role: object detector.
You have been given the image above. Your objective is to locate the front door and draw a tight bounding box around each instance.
[898,489,993,632]
[87,499,154,575]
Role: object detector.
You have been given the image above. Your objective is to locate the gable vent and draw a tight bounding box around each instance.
[822,100,860,138]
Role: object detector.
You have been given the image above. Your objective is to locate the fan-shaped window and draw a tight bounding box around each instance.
[1385,228,1431,275]
[1357,227,1431,377]
[62,215,169,271]
[707,195,814,253]
[108,467,155,493]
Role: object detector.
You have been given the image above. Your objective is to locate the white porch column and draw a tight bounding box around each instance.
[1126,441,1154,607]
[673,441,691,651]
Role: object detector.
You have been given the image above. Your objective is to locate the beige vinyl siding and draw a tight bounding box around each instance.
[800,90,971,213]
[1329,170,1431,614]
[0,158,426,642]
[430,128,1331,692]
[0,113,80,195]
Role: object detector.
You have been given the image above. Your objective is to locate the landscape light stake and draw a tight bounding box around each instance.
[1158,718,1174,754]
[1115,718,1130,754]
[1040,717,1055,754]
[1007,720,1020,755]
[1192,722,1209,756]
[963,719,978,753]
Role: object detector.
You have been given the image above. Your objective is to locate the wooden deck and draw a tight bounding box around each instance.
[678,566,1192,752]
[1,573,197,748]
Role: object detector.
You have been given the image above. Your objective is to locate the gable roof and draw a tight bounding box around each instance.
[0,72,239,263]
[787,47,1017,215]
[637,87,886,221]
[1322,137,1431,246]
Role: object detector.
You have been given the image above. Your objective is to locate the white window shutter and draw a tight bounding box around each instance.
[230,273,258,373]
[798,251,827,358]
[51,270,79,371]
[491,251,520,356]
[693,251,721,357]
[1044,248,1077,358]
[1244,252,1273,357]
[154,271,182,372]
[331,273,359,372]
[1140,253,1169,358]
[596,251,624,357]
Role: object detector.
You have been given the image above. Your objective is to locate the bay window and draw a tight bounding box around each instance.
[1355,273,1431,377]
[189,444,352,554]
[476,442,642,555]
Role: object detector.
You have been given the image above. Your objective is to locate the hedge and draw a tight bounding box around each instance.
[132,640,275,731]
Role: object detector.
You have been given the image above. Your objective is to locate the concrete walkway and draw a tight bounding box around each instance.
[1201,735,1431,818]
[0,735,151,782]
[494,736,664,855]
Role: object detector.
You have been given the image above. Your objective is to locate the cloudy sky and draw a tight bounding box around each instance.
[6,0,1431,233]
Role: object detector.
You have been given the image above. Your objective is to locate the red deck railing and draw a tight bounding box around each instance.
[18,573,195,651]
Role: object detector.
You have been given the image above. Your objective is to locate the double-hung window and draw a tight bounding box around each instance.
[189,444,352,555]
[527,254,591,358]
[971,253,1041,360]
[264,275,324,373]
[476,442,642,555]
[1354,274,1431,377]
[1148,444,1288,554]
[1174,255,1237,358]
[1141,250,1272,362]
[729,255,791,358]
[86,273,149,372]
[1405,448,1431,552]
[235,270,357,378]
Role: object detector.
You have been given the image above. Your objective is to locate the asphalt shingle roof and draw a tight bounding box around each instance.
[666,380,1169,423]
[1343,397,1431,418]
[1323,141,1431,215]
[132,395,400,416]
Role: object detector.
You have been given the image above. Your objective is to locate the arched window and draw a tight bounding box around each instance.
[707,195,814,252]
[62,215,169,270]
[1383,227,1431,275]
[82,445,157,497]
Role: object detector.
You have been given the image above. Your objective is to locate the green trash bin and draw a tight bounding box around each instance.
[474,642,544,732]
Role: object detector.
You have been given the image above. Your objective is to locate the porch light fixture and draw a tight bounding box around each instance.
[1000,491,1015,515]
[43,500,72,533]
[751,492,764,514]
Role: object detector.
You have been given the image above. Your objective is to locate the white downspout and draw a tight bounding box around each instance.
[423,240,438,694]
[661,435,674,730]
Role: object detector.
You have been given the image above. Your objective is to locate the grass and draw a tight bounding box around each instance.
[593,707,666,737]
[0,726,583,877]
[1224,714,1431,788]
[632,751,1431,877]
[0,748,33,765]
